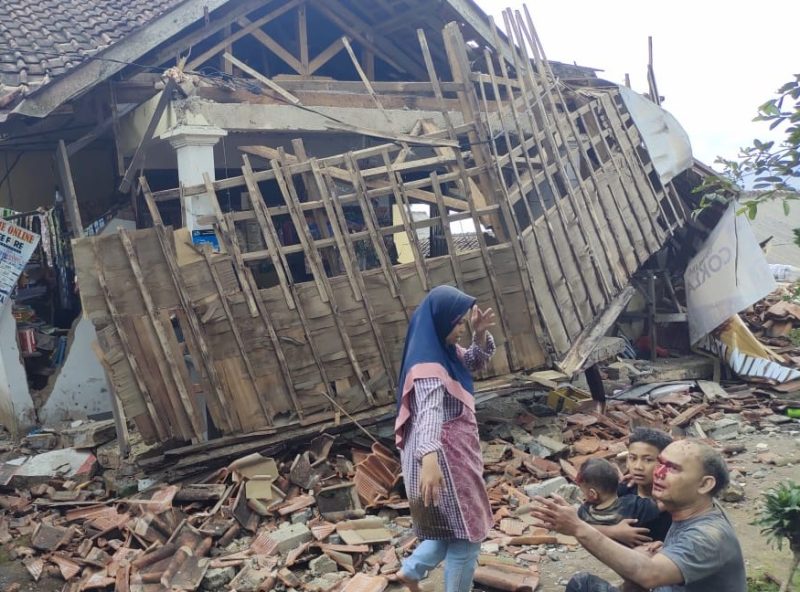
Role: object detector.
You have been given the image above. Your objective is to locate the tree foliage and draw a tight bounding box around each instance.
[752,481,800,592]
[698,75,800,245]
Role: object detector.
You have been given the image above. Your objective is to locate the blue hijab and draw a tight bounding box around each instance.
[396,285,476,407]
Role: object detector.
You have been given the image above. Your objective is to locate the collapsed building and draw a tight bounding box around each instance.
[0,0,708,452]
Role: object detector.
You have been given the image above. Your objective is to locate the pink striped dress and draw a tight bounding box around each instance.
[398,333,495,542]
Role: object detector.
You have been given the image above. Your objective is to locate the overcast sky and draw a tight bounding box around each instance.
[477,0,799,169]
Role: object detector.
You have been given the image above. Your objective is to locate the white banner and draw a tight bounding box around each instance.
[685,203,776,344]
[0,220,40,305]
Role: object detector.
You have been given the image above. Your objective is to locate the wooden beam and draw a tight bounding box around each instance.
[145,0,272,68]
[238,16,303,74]
[340,37,389,120]
[308,0,427,79]
[67,102,139,157]
[202,248,275,425]
[55,140,83,238]
[440,0,517,65]
[223,53,302,106]
[362,34,375,81]
[240,145,467,210]
[307,37,346,75]
[186,0,304,71]
[298,3,309,76]
[118,79,176,193]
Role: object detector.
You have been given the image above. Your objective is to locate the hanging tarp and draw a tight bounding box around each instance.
[619,86,692,184]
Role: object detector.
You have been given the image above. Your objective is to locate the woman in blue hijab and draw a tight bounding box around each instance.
[393,285,496,592]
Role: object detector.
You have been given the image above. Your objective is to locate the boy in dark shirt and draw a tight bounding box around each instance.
[577,458,660,529]
[616,427,674,542]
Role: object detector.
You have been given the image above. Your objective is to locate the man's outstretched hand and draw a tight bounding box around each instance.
[530,494,584,536]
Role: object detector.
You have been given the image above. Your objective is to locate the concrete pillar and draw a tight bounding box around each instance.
[160,124,227,244]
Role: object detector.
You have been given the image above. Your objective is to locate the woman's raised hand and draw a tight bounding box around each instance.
[471,305,496,334]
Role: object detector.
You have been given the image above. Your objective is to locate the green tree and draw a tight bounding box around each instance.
[699,75,800,246]
[752,481,800,592]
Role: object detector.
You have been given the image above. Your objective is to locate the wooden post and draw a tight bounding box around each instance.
[649,273,658,362]
[118,79,176,193]
[55,140,83,238]
[298,3,309,76]
[440,23,506,240]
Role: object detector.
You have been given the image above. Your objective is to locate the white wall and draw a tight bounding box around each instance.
[39,216,136,424]
[37,316,111,424]
[0,303,35,436]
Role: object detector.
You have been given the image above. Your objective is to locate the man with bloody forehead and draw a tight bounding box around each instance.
[530,439,746,592]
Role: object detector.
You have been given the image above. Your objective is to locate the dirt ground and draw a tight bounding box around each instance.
[388,429,800,591]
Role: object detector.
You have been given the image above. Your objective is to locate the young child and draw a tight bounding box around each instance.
[576,458,660,528]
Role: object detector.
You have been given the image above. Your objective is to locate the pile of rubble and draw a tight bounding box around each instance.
[742,285,800,355]
[0,370,799,592]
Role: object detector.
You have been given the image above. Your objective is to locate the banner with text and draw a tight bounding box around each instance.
[685,203,776,344]
[0,219,40,305]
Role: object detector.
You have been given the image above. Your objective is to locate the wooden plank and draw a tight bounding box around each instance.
[504,12,609,310]
[496,13,594,327]
[513,11,626,292]
[379,149,429,291]
[240,159,297,308]
[67,102,139,157]
[298,4,309,75]
[223,52,302,106]
[118,230,204,440]
[291,139,342,278]
[314,162,398,388]
[145,0,275,69]
[269,155,329,302]
[240,145,465,211]
[306,158,361,300]
[90,238,168,440]
[174,305,232,434]
[344,154,402,302]
[203,249,274,425]
[341,36,390,121]
[271,159,376,406]
[439,25,505,238]
[118,79,176,193]
[478,40,567,351]
[227,220,306,420]
[91,341,130,458]
[596,93,664,253]
[575,99,647,272]
[203,174,260,317]
[55,140,83,238]
[152,136,472,202]
[430,172,465,291]
[140,177,240,435]
[186,0,304,70]
[240,159,340,416]
[308,0,427,79]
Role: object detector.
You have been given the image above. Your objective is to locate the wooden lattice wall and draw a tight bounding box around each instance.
[75,11,689,444]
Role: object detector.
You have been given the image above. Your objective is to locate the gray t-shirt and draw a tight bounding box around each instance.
[654,506,745,592]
